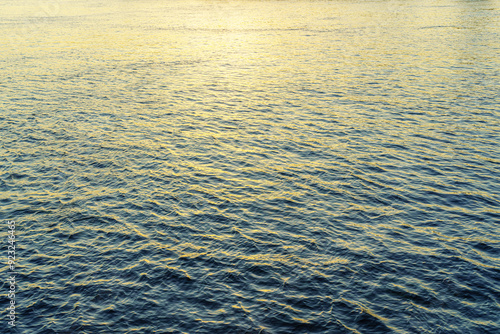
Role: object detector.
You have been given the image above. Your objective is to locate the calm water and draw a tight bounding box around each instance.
[1,0,500,333]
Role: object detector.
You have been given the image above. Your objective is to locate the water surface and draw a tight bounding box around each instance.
[1,0,499,333]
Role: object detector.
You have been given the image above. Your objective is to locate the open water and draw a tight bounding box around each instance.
[1,0,499,333]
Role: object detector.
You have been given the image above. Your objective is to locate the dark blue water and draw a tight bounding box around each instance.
[1,0,499,333]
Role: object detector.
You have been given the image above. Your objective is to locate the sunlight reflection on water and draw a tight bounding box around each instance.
[1,0,499,333]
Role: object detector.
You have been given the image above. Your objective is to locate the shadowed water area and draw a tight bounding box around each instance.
[1,0,499,333]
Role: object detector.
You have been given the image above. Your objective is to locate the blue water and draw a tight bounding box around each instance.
[1,0,499,333]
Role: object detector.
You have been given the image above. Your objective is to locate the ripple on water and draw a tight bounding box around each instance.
[1,0,500,333]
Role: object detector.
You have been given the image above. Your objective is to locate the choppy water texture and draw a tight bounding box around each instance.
[1,0,500,333]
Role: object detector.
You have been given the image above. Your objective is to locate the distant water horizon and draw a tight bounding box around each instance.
[1,0,499,333]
